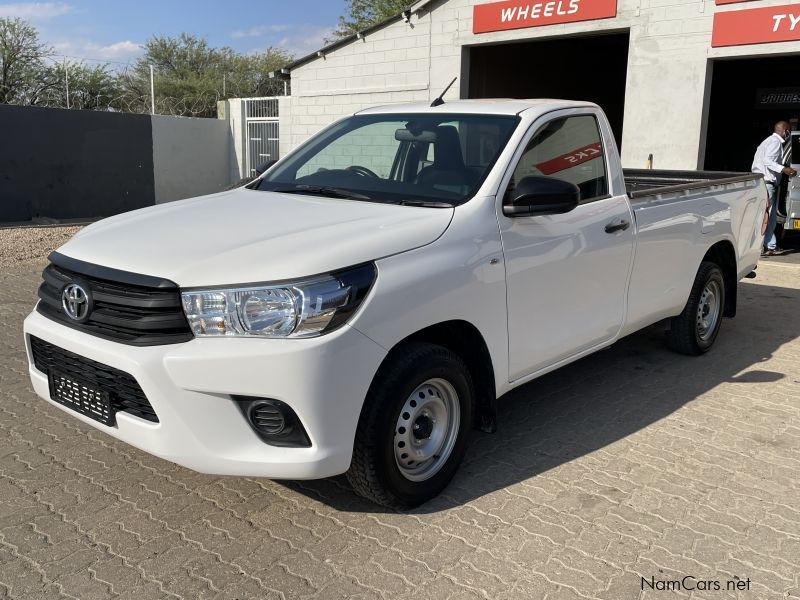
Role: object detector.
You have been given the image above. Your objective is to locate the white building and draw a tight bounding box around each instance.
[259,0,800,175]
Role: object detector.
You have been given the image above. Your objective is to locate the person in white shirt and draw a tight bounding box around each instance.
[752,121,797,256]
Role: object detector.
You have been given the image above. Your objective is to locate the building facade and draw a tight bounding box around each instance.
[272,0,800,173]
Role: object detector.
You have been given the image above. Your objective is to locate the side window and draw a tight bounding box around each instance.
[509,115,608,202]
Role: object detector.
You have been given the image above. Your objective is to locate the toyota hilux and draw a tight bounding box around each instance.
[24,100,766,508]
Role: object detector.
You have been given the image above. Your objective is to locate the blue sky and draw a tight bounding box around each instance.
[0,1,347,66]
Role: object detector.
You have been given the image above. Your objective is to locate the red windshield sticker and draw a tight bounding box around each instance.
[473,0,617,34]
[535,143,603,175]
[713,5,800,47]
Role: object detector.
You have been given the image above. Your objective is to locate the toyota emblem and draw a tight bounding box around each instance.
[61,283,91,322]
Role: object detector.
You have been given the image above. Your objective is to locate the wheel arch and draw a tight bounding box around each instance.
[702,240,737,318]
[378,320,498,434]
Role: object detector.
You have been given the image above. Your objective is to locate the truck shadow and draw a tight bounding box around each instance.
[283,279,799,514]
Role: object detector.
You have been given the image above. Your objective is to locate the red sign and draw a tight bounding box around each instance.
[713,5,800,47]
[473,0,617,34]
[535,143,603,175]
[715,0,756,4]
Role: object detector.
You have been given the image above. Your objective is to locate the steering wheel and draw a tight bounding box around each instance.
[346,165,380,178]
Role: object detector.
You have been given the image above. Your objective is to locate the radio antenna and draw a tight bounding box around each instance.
[430,77,457,107]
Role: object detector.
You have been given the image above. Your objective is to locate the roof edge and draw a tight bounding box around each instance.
[273,0,437,75]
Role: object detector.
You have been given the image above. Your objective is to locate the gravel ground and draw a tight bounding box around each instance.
[0,226,82,269]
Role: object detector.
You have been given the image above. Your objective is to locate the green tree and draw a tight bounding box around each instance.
[0,17,53,104]
[41,61,121,110]
[223,51,294,99]
[119,33,292,117]
[333,0,417,38]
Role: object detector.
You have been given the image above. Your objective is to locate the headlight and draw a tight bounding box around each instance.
[181,263,376,338]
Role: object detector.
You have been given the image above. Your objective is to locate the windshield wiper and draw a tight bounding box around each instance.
[274,185,371,201]
[397,199,453,208]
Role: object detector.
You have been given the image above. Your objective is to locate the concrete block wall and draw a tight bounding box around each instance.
[287,11,434,151]
[285,0,800,170]
[278,96,293,161]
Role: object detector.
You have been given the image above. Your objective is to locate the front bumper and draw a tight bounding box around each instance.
[23,310,387,479]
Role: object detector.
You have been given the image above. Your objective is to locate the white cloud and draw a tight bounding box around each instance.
[232,24,291,39]
[233,22,333,58]
[274,25,334,58]
[0,2,72,20]
[50,39,143,65]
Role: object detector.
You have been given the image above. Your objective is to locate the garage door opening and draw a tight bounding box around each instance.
[704,55,800,172]
[467,32,630,149]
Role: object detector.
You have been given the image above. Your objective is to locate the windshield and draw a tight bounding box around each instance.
[254,113,519,205]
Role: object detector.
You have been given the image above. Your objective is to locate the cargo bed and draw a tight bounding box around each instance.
[624,169,762,201]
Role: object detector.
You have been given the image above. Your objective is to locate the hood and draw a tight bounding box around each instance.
[58,188,454,287]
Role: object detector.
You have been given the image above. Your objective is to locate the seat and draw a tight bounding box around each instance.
[415,126,477,194]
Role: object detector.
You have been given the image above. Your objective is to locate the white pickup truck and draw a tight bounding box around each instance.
[24,100,766,508]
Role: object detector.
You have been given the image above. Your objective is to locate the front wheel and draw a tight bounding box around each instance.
[666,261,726,355]
[347,343,474,509]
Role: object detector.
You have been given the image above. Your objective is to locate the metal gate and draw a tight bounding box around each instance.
[245,98,280,176]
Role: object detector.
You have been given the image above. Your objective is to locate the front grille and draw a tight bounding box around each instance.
[36,253,192,346]
[29,336,158,423]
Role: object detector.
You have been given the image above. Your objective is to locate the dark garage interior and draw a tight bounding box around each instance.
[467,32,630,149]
[704,55,800,172]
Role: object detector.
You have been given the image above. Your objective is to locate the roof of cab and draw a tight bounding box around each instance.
[354,99,598,117]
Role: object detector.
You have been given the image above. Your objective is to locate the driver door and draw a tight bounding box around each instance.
[498,110,635,381]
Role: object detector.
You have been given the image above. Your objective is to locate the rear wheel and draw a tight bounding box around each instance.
[347,343,473,509]
[666,261,726,355]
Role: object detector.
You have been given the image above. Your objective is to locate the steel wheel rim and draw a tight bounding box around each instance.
[696,279,721,341]
[394,378,460,482]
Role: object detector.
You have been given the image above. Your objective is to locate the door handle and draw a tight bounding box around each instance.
[605,219,630,234]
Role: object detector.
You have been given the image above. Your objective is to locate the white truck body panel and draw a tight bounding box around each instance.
[60,190,453,287]
[623,184,763,335]
[23,100,765,480]
[24,311,385,478]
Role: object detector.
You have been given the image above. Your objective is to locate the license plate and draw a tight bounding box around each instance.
[793,219,800,230]
[48,370,115,426]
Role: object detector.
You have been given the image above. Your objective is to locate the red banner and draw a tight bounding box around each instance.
[473,0,617,34]
[535,143,603,175]
[713,5,800,47]
[715,0,756,4]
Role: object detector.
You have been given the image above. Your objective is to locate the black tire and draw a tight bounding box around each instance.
[346,342,474,509]
[666,261,726,356]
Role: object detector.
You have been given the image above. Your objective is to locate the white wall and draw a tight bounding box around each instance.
[285,0,800,170]
[286,11,434,150]
[278,96,293,161]
[151,114,230,204]
[220,99,247,182]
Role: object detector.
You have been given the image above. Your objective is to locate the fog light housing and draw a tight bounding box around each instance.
[234,396,311,448]
[250,401,286,435]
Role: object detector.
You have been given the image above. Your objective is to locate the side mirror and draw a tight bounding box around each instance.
[503,176,580,217]
[255,159,278,175]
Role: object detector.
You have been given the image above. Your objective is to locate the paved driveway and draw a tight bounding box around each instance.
[1,259,799,600]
